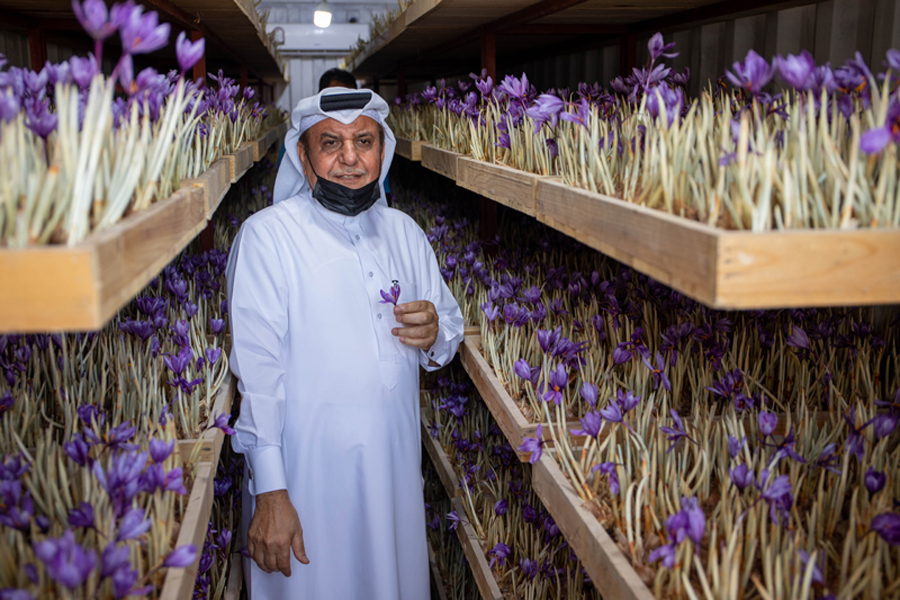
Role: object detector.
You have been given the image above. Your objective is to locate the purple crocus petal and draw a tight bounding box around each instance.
[205,347,222,366]
[758,411,778,437]
[163,545,198,568]
[647,32,678,60]
[33,530,97,589]
[872,513,900,545]
[72,0,116,41]
[513,359,532,382]
[785,326,811,350]
[517,424,544,464]
[580,382,598,407]
[0,589,34,600]
[682,496,705,546]
[598,401,623,423]
[119,6,170,55]
[649,543,676,568]
[729,464,753,491]
[209,318,226,334]
[494,499,508,516]
[212,413,235,435]
[149,439,175,463]
[874,414,898,439]
[865,468,886,495]
[727,435,745,459]
[777,50,815,90]
[67,502,94,529]
[116,508,151,542]
[175,31,205,73]
[860,126,892,154]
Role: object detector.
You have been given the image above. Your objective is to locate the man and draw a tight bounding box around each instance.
[226,87,464,599]
[319,67,357,91]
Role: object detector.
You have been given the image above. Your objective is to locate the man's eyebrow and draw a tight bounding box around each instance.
[318,132,340,140]
[354,131,374,138]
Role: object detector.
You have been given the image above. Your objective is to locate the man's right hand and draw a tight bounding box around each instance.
[247,489,310,576]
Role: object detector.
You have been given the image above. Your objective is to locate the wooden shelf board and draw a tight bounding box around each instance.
[459,335,583,462]
[178,372,237,466]
[427,538,451,600]
[422,413,463,498]
[415,154,900,310]
[395,137,426,162]
[451,497,505,600]
[224,554,243,600]
[531,452,654,600]
[457,158,550,217]
[0,127,283,333]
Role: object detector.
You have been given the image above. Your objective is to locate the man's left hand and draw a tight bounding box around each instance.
[393,301,439,351]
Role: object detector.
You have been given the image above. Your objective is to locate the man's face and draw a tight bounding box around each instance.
[298,116,383,190]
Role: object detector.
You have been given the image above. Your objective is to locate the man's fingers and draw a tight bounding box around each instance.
[392,325,431,339]
[277,545,292,577]
[394,300,434,315]
[399,335,435,349]
[394,310,435,326]
[292,530,310,565]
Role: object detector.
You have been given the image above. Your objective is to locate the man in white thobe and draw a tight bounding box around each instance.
[226,88,464,599]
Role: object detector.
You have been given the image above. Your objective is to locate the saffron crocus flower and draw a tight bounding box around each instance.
[591,462,619,494]
[659,409,693,453]
[68,502,94,529]
[726,49,776,95]
[175,31,204,74]
[494,499,507,516]
[69,54,98,89]
[0,588,33,600]
[785,326,811,350]
[541,364,568,404]
[119,6,170,55]
[729,464,753,491]
[647,32,678,60]
[487,542,511,568]
[866,468,886,494]
[100,542,131,578]
[777,50,816,90]
[72,0,117,42]
[520,558,538,580]
[164,346,193,376]
[163,545,198,568]
[379,282,401,305]
[116,508,151,542]
[517,424,544,464]
[446,511,463,531]
[572,411,602,438]
[874,413,898,439]
[871,513,900,545]
[525,94,564,131]
[860,99,900,154]
[727,435,746,459]
[64,433,92,467]
[0,391,13,417]
[33,530,97,589]
[758,411,778,437]
[642,351,671,392]
[580,382,598,407]
[149,439,174,464]
[205,347,222,365]
[758,473,793,524]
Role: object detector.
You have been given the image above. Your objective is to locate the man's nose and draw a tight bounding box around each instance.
[339,140,359,164]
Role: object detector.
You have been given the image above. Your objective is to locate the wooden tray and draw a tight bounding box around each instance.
[183,157,232,219]
[531,452,654,600]
[177,373,237,466]
[0,186,206,333]
[537,179,900,309]
[422,414,462,498]
[427,538,450,600]
[459,336,581,461]
[224,553,243,600]
[457,158,550,217]
[229,143,256,183]
[421,145,462,180]
[395,137,425,161]
[451,497,505,600]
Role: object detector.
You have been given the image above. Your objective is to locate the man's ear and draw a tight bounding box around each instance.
[298,142,317,188]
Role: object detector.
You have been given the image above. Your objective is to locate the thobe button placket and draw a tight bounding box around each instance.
[377,314,383,320]
[368,271,373,277]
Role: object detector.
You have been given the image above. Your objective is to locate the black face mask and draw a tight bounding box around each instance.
[308,159,381,217]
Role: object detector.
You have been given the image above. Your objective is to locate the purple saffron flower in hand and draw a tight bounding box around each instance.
[33,530,97,589]
[866,468,886,495]
[758,412,778,437]
[175,31,204,74]
[872,513,900,545]
[379,282,401,306]
[517,424,544,464]
[163,545,198,568]
[726,49,776,95]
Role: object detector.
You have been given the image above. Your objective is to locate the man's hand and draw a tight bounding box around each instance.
[393,300,439,352]
[248,490,309,576]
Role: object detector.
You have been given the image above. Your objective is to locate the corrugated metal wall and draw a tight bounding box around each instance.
[503,0,900,95]
[277,55,344,113]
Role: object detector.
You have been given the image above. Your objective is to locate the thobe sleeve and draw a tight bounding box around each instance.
[226,222,290,496]
[416,230,464,371]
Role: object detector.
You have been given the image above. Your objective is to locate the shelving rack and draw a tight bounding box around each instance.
[0,121,288,333]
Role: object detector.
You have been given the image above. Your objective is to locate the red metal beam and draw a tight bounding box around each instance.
[28,26,47,71]
[480,31,496,81]
[191,30,206,84]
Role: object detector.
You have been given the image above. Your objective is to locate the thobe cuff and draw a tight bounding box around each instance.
[421,325,451,371]
[246,446,288,495]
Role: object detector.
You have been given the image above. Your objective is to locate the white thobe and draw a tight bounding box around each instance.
[226,193,464,599]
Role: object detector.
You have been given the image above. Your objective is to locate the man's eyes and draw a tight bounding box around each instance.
[320,137,373,148]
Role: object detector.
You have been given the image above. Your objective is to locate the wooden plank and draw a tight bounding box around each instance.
[464,325,480,337]
[395,136,425,161]
[451,497,505,600]
[460,335,583,461]
[531,453,655,600]
[232,143,256,182]
[422,414,462,498]
[421,144,461,180]
[158,461,217,600]
[457,158,544,216]
[183,157,232,219]
[224,552,243,600]
[178,373,237,466]
[427,538,451,600]
[716,229,900,309]
[536,179,720,306]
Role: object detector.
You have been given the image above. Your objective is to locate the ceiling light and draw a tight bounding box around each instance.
[314,1,332,28]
